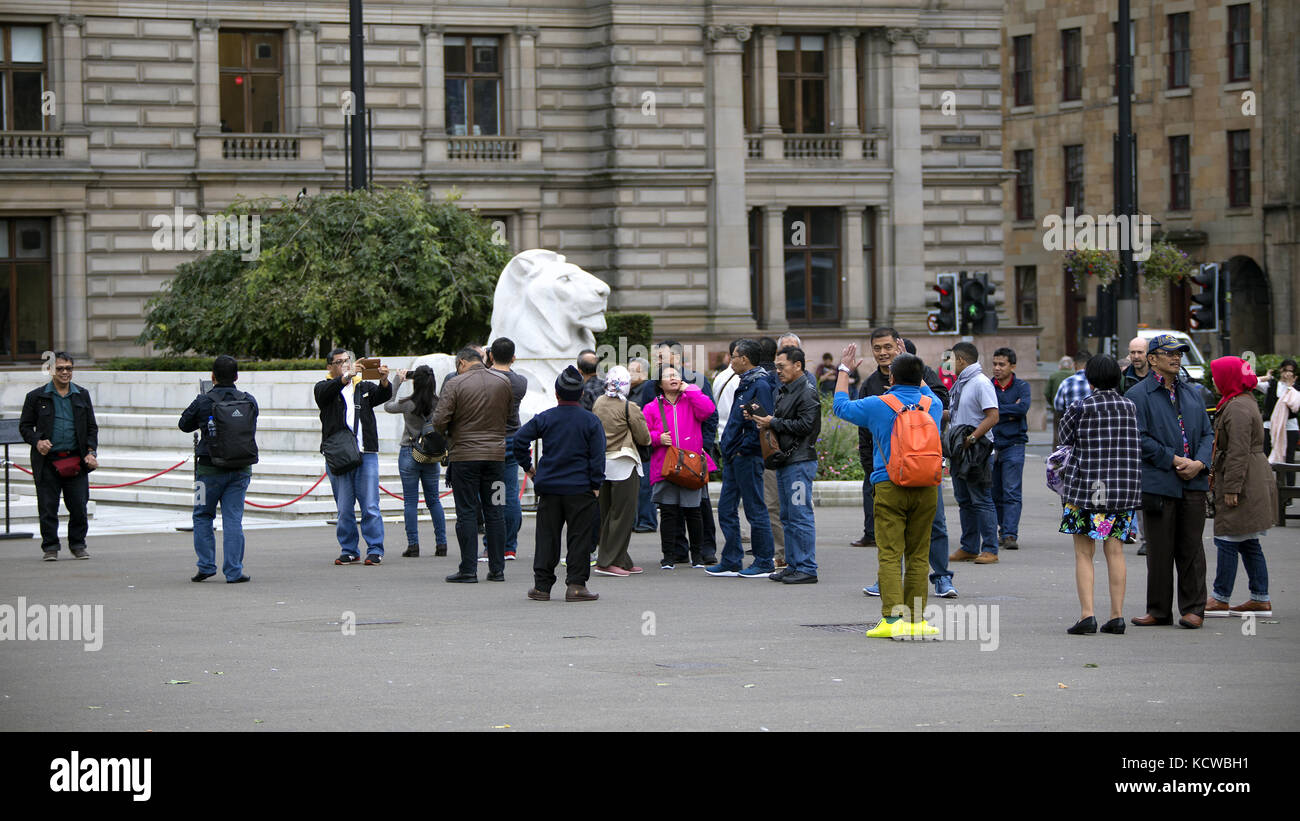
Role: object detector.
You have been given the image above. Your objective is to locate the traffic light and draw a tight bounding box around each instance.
[958,272,986,334]
[975,272,999,334]
[1189,263,1218,331]
[928,272,959,334]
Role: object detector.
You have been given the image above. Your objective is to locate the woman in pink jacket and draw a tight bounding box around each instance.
[643,366,717,569]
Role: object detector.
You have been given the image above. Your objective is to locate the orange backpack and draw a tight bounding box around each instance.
[876,394,943,487]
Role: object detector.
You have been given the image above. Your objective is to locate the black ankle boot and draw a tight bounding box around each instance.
[402,544,419,558]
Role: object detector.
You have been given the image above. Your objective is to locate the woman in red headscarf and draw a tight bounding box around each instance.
[1206,356,1277,617]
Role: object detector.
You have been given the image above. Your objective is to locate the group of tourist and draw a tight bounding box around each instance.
[19,332,1294,636]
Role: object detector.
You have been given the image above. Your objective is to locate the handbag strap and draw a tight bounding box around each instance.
[657,396,676,447]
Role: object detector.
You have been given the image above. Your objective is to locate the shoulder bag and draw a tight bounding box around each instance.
[658,397,708,490]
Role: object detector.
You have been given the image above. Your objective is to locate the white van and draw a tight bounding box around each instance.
[1137,328,1207,382]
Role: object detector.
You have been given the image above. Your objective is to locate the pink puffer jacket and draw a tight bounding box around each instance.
[642,385,717,485]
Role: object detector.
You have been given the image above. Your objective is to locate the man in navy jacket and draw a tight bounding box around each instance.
[990,347,1031,550]
[708,338,775,578]
[1127,335,1213,629]
[515,365,606,602]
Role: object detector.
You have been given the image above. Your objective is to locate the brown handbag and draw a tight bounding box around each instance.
[658,397,708,490]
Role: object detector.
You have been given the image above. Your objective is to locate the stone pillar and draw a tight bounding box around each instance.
[842,207,867,326]
[63,212,88,359]
[294,22,321,132]
[514,26,539,134]
[521,211,540,250]
[834,29,862,160]
[706,24,752,319]
[885,28,926,329]
[422,25,447,163]
[56,15,88,161]
[196,19,221,131]
[762,205,786,328]
[877,203,893,326]
[759,26,782,160]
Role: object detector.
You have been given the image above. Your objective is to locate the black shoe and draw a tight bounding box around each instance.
[71,546,90,559]
[434,544,448,556]
[632,527,656,534]
[660,561,674,570]
[486,571,505,582]
[782,571,818,584]
[1099,617,1126,634]
[1067,616,1098,635]
[769,566,795,582]
[402,544,419,558]
[42,551,57,562]
[335,554,362,565]
[1136,544,1148,556]
[364,554,383,565]
[191,571,215,582]
[445,572,478,583]
[1002,537,1019,550]
[227,575,250,584]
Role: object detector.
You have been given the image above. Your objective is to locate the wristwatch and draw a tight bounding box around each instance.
[838,364,853,374]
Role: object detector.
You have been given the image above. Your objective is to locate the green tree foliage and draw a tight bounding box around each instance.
[594,313,654,353]
[139,187,511,358]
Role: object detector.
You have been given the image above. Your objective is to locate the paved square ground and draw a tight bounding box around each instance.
[1,468,1295,731]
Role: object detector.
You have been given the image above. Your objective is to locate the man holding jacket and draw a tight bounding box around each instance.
[707,338,775,578]
[315,349,391,566]
[1128,335,1213,629]
[20,352,99,561]
[753,346,821,584]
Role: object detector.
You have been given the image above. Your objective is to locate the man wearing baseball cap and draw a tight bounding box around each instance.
[1127,335,1213,629]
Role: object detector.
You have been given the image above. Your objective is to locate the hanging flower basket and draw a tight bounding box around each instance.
[1138,241,1193,289]
[1063,248,1119,291]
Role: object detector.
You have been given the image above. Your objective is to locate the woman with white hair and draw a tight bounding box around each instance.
[591,365,652,576]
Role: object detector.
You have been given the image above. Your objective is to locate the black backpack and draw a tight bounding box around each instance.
[412,419,448,464]
[207,390,259,469]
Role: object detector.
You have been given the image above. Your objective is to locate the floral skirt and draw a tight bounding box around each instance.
[1059,503,1139,541]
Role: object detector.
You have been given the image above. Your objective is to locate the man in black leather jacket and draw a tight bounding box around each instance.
[752,346,821,584]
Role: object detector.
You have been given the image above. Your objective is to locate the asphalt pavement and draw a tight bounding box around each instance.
[1,466,1295,732]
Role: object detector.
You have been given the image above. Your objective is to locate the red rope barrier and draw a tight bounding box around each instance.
[90,458,190,489]
[245,472,329,509]
[379,471,529,504]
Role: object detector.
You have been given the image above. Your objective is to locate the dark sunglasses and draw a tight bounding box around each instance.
[54,365,74,372]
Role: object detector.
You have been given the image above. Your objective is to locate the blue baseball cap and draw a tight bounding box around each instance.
[1147,334,1189,354]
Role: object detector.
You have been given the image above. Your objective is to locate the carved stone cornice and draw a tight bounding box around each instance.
[56,14,85,29]
[704,24,751,43]
[885,27,929,46]
[195,18,220,33]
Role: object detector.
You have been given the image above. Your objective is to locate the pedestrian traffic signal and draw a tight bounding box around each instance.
[928,272,959,334]
[1189,263,1218,331]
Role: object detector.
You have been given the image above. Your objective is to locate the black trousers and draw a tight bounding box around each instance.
[36,466,90,551]
[660,503,706,564]
[534,492,597,590]
[449,460,505,576]
[673,493,716,558]
[1144,491,1208,620]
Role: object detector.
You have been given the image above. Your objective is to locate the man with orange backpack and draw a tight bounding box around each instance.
[833,347,944,638]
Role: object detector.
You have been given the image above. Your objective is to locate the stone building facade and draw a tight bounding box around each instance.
[0,0,1010,366]
[1001,0,1293,362]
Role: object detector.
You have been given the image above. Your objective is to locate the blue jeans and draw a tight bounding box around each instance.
[327,452,385,558]
[193,470,251,580]
[635,469,658,530]
[777,459,817,576]
[398,446,447,548]
[718,452,774,570]
[992,444,1025,540]
[1212,537,1269,602]
[952,472,998,555]
[929,485,953,583]
[503,437,522,554]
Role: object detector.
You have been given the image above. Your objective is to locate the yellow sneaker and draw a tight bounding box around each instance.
[866,617,903,638]
[892,620,941,641]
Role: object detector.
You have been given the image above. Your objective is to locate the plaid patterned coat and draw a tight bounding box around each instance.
[1056,389,1143,512]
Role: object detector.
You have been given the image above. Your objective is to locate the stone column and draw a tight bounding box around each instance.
[294,22,321,132]
[877,203,893,326]
[195,19,221,131]
[514,26,539,134]
[885,28,926,329]
[62,212,88,359]
[705,24,752,319]
[422,25,447,163]
[759,26,782,160]
[834,29,862,160]
[521,211,540,250]
[762,205,786,328]
[842,207,867,325]
[56,15,88,161]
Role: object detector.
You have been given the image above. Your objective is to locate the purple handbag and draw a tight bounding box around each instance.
[1045,445,1072,497]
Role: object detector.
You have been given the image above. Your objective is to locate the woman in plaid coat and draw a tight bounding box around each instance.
[1056,355,1143,635]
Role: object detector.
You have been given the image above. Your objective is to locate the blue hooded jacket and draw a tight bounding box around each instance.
[720,366,774,458]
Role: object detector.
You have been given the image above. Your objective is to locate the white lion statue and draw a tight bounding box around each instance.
[410,249,610,423]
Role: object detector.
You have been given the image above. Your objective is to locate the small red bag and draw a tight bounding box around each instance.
[51,454,83,479]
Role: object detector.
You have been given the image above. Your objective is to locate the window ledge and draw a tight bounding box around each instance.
[1009,104,1034,115]
[1012,219,1037,230]
[1059,100,1084,110]
[1223,80,1251,92]
[1225,206,1254,216]
[1162,211,1193,220]
[1164,87,1192,98]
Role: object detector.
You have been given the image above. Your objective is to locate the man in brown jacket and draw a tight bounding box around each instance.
[432,347,513,583]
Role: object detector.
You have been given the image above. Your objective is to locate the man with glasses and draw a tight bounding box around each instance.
[315,349,391,566]
[20,353,99,561]
[1128,335,1213,629]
